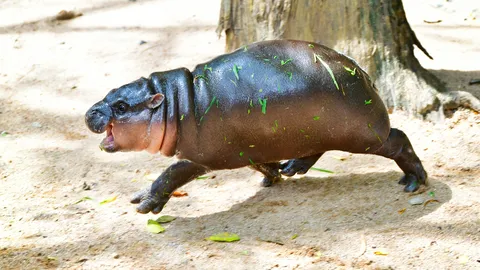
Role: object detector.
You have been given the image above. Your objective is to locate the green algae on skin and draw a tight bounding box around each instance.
[239,151,244,157]
[249,158,255,165]
[230,79,237,87]
[314,53,339,91]
[180,114,185,121]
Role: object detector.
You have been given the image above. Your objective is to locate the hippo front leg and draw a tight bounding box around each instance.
[131,160,209,214]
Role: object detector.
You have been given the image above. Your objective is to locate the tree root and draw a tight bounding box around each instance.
[438,91,480,112]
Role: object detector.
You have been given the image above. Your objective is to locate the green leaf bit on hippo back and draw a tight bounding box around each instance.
[258,98,267,114]
[281,59,292,66]
[343,66,356,76]
[308,44,314,49]
[232,64,241,80]
[193,74,208,85]
[147,219,165,234]
[367,123,383,143]
[199,96,217,124]
[272,120,279,133]
[364,99,373,105]
[313,116,320,121]
[286,72,293,80]
[207,232,240,242]
[204,64,212,73]
[314,53,339,91]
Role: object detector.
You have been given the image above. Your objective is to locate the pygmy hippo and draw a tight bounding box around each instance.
[85,40,427,214]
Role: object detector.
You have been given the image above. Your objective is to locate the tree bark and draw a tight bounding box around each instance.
[217,0,480,117]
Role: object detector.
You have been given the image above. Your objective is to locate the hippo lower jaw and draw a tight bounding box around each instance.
[99,124,117,152]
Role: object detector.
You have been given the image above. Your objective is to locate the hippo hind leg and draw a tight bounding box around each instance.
[250,162,282,187]
[373,128,427,192]
[280,153,324,177]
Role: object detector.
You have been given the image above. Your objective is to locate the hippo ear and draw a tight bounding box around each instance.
[147,93,164,109]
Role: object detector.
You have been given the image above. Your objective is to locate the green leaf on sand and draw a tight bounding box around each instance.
[147,219,165,234]
[207,232,240,242]
[156,215,176,223]
[311,167,334,174]
[99,196,117,205]
[73,196,93,204]
[196,176,209,180]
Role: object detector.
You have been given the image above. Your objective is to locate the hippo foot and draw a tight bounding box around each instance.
[398,174,424,193]
[280,160,311,177]
[261,176,281,187]
[130,188,169,214]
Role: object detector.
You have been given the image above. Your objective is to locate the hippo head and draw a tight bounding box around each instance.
[85,77,165,153]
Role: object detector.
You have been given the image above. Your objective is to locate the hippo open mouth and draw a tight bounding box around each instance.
[100,123,116,152]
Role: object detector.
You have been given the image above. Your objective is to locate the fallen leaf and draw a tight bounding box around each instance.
[73,197,93,204]
[172,191,188,197]
[147,219,165,234]
[310,167,334,173]
[423,199,440,208]
[99,196,117,205]
[358,234,366,257]
[155,215,176,223]
[374,249,388,256]
[291,234,298,240]
[196,176,209,180]
[55,10,83,20]
[398,208,406,214]
[207,232,240,242]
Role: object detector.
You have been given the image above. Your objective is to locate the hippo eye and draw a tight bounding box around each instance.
[115,102,129,115]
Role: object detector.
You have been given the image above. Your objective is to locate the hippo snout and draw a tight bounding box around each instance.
[85,101,112,134]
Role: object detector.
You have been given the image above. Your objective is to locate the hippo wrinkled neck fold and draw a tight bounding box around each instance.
[149,68,194,157]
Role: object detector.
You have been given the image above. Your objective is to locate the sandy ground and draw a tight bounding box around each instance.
[0,0,479,269]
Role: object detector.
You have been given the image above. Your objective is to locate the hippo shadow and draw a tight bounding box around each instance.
[166,171,451,242]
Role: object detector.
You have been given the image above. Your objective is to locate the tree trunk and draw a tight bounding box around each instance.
[216,0,480,117]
